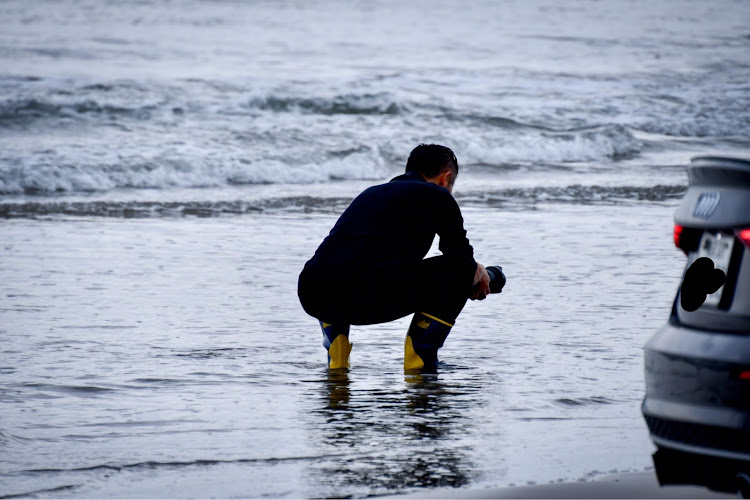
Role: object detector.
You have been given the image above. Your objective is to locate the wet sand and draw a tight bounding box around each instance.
[387,471,733,499]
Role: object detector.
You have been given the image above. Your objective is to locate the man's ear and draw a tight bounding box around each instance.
[437,170,453,190]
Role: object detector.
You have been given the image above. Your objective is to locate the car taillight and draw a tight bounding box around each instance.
[736,228,750,248]
[673,224,683,249]
[673,225,706,254]
[673,224,696,255]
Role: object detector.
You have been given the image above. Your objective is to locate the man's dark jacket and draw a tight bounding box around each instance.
[298,171,476,324]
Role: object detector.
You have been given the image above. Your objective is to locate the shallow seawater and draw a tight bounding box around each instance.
[0,200,685,498]
[2,0,746,495]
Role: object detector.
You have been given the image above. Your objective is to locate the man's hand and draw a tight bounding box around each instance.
[471,263,491,300]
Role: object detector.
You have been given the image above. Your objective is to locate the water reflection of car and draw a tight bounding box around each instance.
[642,156,750,495]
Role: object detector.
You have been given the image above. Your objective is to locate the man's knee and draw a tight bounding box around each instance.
[298,267,335,321]
[415,257,474,324]
[420,256,474,296]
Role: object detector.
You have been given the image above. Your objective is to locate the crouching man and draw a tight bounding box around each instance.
[298,144,502,371]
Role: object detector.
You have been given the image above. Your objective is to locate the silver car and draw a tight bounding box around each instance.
[642,156,750,494]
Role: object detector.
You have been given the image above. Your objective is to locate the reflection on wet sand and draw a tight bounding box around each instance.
[307,369,479,496]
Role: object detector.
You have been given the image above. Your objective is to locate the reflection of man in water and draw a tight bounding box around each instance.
[298,144,491,371]
[312,370,472,494]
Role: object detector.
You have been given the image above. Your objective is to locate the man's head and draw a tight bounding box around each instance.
[405,144,459,193]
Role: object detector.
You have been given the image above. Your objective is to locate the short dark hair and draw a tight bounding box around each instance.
[405,144,459,178]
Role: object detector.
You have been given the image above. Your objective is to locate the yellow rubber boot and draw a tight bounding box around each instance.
[404,334,425,370]
[320,321,351,369]
[328,334,352,370]
[404,312,452,371]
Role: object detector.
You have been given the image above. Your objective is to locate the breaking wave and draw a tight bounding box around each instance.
[458,125,642,164]
[0,91,407,129]
[0,96,161,127]
[4,86,748,140]
[0,151,390,195]
[248,93,405,116]
[0,125,643,195]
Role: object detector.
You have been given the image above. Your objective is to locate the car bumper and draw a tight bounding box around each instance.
[643,322,750,461]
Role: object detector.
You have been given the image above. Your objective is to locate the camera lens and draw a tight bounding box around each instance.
[486,266,506,294]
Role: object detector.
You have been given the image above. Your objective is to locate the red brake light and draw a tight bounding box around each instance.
[673,224,683,249]
[737,228,750,248]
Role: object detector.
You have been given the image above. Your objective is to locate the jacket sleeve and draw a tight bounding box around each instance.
[436,190,476,269]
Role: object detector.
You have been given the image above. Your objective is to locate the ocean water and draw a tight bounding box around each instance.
[1,0,749,497]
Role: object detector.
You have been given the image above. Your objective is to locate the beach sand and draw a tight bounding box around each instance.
[386,470,734,499]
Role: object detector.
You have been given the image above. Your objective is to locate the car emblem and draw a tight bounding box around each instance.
[693,191,720,219]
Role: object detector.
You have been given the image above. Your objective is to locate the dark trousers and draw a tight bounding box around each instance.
[298,256,475,326]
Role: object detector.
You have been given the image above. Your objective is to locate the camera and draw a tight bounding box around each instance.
[486,265,506,294]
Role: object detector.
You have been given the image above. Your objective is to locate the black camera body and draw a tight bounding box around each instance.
[486,265,506,294]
